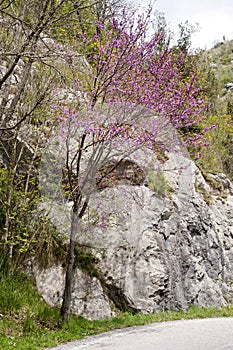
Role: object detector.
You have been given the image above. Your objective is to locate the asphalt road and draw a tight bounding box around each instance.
[48,318,233,350]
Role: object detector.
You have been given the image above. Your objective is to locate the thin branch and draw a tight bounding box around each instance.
[0,88,50,130]
[0,0,14,10]
[2,58,34,125]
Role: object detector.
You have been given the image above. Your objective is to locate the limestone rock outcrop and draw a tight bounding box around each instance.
[34,153,233,319]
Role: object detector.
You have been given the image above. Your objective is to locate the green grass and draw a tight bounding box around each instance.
[1,267,233,350]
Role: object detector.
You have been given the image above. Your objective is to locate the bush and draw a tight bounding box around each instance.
[197,114,233,179]
[147,170,171,198]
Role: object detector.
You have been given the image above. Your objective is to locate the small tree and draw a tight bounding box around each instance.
[39,7,209,321]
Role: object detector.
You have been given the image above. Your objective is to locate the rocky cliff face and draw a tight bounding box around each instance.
[33,153,233,320]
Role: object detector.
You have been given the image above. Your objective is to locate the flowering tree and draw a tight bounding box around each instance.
[41,7,210,321]
[79,8,206,126]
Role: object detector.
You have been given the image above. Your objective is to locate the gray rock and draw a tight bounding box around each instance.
[225,82,233,90]
[34,265,112,320]
[34,154,233,319]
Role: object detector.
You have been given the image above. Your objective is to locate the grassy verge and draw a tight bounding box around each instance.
[1,268,233,350]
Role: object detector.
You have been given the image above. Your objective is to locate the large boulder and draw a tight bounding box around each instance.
[33,153,233,319]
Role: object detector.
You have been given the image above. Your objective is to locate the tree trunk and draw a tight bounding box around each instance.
[60,209,77,322]
[60,236,75,322]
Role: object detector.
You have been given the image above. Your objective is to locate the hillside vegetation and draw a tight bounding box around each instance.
[196,40,233,178]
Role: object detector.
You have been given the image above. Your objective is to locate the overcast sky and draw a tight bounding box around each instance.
[133,0,233,49]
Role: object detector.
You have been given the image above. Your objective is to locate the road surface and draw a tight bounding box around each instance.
[48,317,233,350]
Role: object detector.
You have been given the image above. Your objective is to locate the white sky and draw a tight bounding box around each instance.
[133,0,233,49]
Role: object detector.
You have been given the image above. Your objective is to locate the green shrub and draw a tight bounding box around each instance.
[197,114,233,178]
[147,170,171,198]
